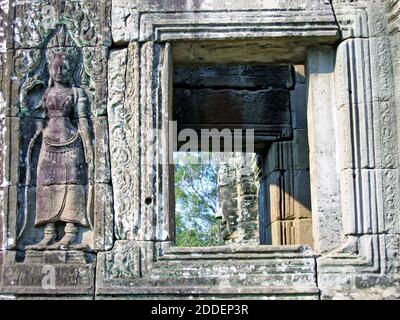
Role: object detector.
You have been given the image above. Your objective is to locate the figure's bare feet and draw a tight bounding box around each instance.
[49,223,78,250]
[26,233,57,250]
[50,233,77,250]
[26,223,56,250]
[71,242,91,251]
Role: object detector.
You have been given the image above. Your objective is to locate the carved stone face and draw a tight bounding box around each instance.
[49,54,73,85]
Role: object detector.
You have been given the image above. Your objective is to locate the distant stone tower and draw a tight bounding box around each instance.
[216,153,261,245]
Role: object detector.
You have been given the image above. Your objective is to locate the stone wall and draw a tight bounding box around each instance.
[0,0,399,300]
[0,0,7,279]
[0,0,113,298]
[261,65,313,247]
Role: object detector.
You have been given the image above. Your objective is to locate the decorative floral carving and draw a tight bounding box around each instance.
[385,234,400,273]
[383,170,400,233]
[107,48,136,240]
[13,0,111,49]
[0,0,8,52]
[104,243,138,279]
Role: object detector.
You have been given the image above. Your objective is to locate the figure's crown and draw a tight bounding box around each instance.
[46,25,80,63]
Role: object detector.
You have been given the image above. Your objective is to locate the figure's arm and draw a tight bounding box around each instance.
[76,88,94,184]
[34,90,49,122]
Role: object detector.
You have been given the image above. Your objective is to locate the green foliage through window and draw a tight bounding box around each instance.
[174,153,224,247]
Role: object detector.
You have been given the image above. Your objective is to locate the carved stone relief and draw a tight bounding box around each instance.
[112,0,139,44]
[0,0,8,53]
[216,153,261,245]
[22,51,94,250]
[1,25,113,253]
[13,0,111,49]
[0,0,114,267]
[1,0,113,297]
[107,43,140,241]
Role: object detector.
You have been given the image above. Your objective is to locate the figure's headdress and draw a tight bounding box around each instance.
[46,25,80,62]
[46,25,82,86]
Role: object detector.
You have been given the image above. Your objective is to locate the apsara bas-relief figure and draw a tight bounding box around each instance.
[25,52,94,251]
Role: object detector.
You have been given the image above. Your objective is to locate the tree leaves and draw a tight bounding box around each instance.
[174,154,223,247]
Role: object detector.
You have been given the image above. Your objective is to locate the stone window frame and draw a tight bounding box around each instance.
[94,0,399,298]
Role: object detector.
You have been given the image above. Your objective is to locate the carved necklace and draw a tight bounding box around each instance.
[51,87,72,95]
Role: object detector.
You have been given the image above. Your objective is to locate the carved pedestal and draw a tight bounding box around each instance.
[0,250,95,298]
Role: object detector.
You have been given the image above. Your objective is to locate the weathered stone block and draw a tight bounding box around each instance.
[291,83,307,130]
[0,250,95,297]
[262,143,279,176]
[233,221,259,244]
[370,37,395,104]
[294,65,306,84]
[2,50,16,117]
[388,0,400,35]
[3,117,20,187]
[317,234,400,299]
[93,183,114,251]
[174,88,292,139]
[281,220,296,245]
[112,0,139,44]
[136,0,333,12]
[340,168,400,236]
[107,47,138,240]
[333,0,389,40]
[97,241,318,299]
[340,35,393,102]
[136,0,338,42]
[294,219,314,247]
[282,170,312,221]
[267,220,283,246]
[335,36,398,172]
[307,47,342,254]
[173,39,326,66]
[96,240,165,291]
[174,65,293,89]
[0,54,5,186]
[0,0,8,53]
[289,129,310,170]
[94,117,111,184]
[239,206,259,224]
[0,188,4,250]
[265,171,281,224]
[335,39,372,109]
[82,46,109,117]
[1,186,18,250]
[340,169,379,236]
[385,233,400,274]
[262,130,309,175]
[390,32,400,111]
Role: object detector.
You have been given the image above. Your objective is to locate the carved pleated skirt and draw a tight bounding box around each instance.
[35,136,89,227]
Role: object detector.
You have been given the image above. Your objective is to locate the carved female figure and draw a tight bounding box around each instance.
[27,52,94,250]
